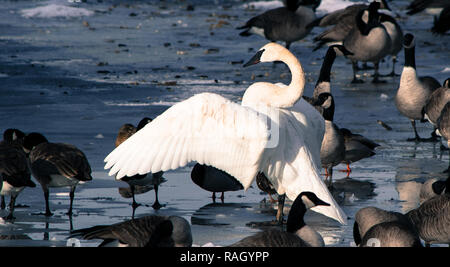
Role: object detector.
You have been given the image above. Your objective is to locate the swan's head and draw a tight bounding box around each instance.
[403,33,415,49]
[243,42,289,67]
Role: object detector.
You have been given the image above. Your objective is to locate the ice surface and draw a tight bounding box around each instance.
[20,3,94,18]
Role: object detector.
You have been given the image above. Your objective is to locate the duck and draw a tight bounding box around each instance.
[23,132,92,216]
[190,163,243,203]
[228,191,329,247]
[114,117,165,210]
[237,0,320,49]
[406,0,448,15]
[342,2,391,83]
[0,129,36,220]
[395,33,441,142]
[353,206,415,246]
[360,221,423,247]
[338,128,380,177]
[406,182,450,247]
[104,42,347,225]
[431,6,450,34]
[70,215,192,247]
[312,93,346,186]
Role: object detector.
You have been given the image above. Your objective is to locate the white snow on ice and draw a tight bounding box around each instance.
[20,4,94,18]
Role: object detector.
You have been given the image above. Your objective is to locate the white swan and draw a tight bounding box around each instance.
[104,42,347,225]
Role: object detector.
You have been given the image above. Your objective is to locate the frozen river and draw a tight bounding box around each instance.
[0,0,449,246]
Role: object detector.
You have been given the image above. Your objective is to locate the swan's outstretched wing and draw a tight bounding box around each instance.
[104,93,269,190]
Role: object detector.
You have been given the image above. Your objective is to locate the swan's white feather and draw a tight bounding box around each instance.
[105,92,270,190]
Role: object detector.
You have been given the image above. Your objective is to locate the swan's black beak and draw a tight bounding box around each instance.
[243,49,265,67]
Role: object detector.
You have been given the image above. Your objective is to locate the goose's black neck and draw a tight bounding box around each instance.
[404,45,416,69]
[316,48,337,85]
[286,197,307,233]
[322,98,335,122]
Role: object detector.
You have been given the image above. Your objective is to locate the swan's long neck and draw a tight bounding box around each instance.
[279,51,305,107]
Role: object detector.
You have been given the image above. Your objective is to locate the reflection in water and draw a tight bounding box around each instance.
[191,202,260,227]
[330,178,376,205]
[396,181,422,213]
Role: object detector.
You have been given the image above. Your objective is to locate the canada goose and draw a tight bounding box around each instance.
[437,102,450,172]
[229,192,329,247]
[0,129,35,220]
[23,132,92,216]
[406,191,450,247]
[303,45,353,108]
[395,33,441,142]
[423,78,450,126]
[237,0,319,49]
[353,206,414,246]
[338,128,380,177]
[419,177,447,204]
[360,221,423,247]
[115,117,165,210]
[406,0,448,15]
[70,215,192,247]
[104,42,347,225]
[191,163,243,203]
[342,2,391,83]
[431,6,450,34]
[313,93,346,186]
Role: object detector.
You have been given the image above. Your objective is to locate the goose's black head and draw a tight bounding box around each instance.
[379,0,391,11]
[329,45,353,57]
[313,92,335,121]
[191,163,206,186]
[286,191,330,233]
[137,117,153,131]
[403,33,415,49]
[444,78,450,88]
[23,132,48,153]
[3,128,26,144]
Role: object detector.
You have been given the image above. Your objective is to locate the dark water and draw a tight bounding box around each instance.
[0,0,449,246]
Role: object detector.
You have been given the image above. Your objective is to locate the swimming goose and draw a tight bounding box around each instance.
[23,132,92,216]
[406,0,448,15]
[338,128,380,177]
[431,6,450,34]
[395,33,441,142]
[313,93,346,185]
[237,0,319,49]
[104,42,347,225]
[0,129,36,220]
[342,2,391,83]
[70,215,192,247]
[229,192,329,247]
[353,206,414,246]
[115,117,165,210]
[360,221,422,247]
[191,163,243,203]
[406,187,450,247]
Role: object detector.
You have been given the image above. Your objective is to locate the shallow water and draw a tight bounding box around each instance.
[0,0,449,247]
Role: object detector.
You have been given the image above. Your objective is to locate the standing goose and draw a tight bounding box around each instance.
[191,163,243,203]
[0,129,36,220]
[255,172,287,224]
[229,192,329,247]
[437,102,450,172]
[313,93,346,185]
[237,0,320,49]
[70,215,192,247]
[104,42,347,225]
[360,221,422,247]
[353,206,414,246]
[406,184,450,247]
[423,78,450,144]
[395,33,441,142]
[342,2,391,83]
[115,117,165,210]
[23,132,92,216]
[338,128,380,177]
